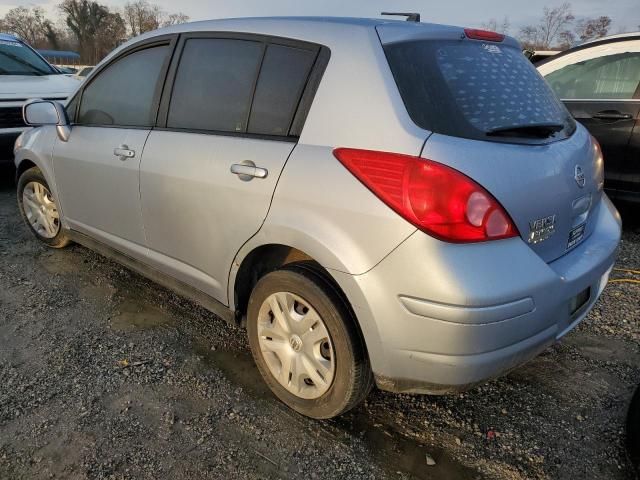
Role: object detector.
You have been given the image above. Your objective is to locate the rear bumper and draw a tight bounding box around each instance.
[330,195,621,394]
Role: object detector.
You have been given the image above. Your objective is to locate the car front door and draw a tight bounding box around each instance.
[139,35,321,303]
[543,50,640,197]
[53,38,175,255]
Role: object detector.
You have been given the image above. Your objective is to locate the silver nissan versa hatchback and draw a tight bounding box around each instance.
[14,17,622,418]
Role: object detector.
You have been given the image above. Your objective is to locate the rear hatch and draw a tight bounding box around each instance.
[378,24,603,263]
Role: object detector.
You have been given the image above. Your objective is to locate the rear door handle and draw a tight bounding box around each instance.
[592,111,633,121]
[114,145,135,160]
[230,162,268,180]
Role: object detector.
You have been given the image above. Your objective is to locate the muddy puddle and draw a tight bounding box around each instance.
[332,411,480,480]
[194,343,481,479]
[38,251,80,275]
[75,262,482,479]
[194,344,273,398]
[109,298,176,332]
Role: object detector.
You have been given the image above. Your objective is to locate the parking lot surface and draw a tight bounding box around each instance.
[1,172,638,480]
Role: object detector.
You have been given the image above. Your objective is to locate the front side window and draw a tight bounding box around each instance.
[168,38,263,133]
[0,39,56,76]
[78,45,169,127]
[545,52,640,100]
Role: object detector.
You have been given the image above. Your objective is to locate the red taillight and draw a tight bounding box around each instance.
[464,28,505,42]
[333,148,519,243]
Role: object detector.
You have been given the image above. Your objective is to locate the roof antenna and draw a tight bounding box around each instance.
[381,12,421,22]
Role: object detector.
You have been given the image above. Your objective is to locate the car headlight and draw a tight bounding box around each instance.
[13,132,24,154]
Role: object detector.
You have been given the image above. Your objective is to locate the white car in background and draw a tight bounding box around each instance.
[537,32,640,202]
[0,33,78,166]
[73,66,94,80]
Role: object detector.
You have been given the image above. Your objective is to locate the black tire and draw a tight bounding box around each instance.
[247,264,373,419]
[17,166,70,248]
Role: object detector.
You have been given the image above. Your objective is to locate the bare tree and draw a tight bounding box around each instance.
[519,3,575,49]
[123,1,189,37]
[557,30,576,49]
[575,16,612,42]
[481,16,511,35]
[123,0,162,36]
[0,6,57,48]
[519,25,542,50]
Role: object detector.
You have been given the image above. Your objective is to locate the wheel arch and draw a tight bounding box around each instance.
[232,243,322,319]
[231,243,363,333]
[231,241,374,374]
[15,158,38,180]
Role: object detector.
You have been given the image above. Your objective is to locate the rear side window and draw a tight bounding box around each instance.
[78,45,169,127]
[168,39,263,132]
[545,52,640,100]
[248,44,317,136]
[384,40,576,143]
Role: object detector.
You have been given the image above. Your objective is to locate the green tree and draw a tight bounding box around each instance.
[60,0,125,64]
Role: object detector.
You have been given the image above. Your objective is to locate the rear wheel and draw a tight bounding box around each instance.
[17,167,70,248]
[247,265,372,418]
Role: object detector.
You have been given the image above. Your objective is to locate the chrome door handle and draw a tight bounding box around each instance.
[230,162,268,181]
[114,145,135,160]
[592,111,633,121]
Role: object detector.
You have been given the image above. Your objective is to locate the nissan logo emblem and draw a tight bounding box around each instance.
[574,165,586,188]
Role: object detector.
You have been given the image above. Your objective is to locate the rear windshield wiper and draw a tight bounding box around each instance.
[486,123,564,139]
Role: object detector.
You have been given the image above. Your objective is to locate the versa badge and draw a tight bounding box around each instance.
[528,215,556,244]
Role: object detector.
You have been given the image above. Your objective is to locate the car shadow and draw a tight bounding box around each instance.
[615,200,640,232]
[0,165,15,192]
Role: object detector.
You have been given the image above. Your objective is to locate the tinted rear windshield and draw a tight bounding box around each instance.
[384,39,576,143]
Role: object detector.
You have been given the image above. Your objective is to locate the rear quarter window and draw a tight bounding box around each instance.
[384,39,576,143]
[247,44,317,136]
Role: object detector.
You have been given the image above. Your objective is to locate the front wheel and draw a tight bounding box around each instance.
[247,265,373,419]
[17,167,70,248]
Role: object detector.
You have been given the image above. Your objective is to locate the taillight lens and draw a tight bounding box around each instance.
[333,148,519,243]
[464,28,505,42]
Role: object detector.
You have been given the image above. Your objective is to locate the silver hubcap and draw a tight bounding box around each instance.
[22,181,60,239]
[257,292,335,399]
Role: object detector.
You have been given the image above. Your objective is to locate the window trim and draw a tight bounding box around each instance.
[545,50,640,102]
[156,31,330,141]
[536,35,640,69]
[70,34,178,130]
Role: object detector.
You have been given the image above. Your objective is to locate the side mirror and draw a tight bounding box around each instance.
[23,100,71,142]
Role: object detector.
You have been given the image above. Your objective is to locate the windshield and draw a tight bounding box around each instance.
[384,39,576,143]
[0,39,57,76]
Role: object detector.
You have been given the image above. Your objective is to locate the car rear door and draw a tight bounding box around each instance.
[53,37,175,257]
[139,34,323,304]
[541,48,640,197]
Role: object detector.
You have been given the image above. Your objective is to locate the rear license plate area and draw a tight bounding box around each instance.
[567,223,586,250]
[569,287,591,316]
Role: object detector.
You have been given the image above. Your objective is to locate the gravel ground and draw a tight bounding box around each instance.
[1,170,639,480]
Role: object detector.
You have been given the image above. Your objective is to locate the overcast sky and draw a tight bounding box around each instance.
[1,0,639,34]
